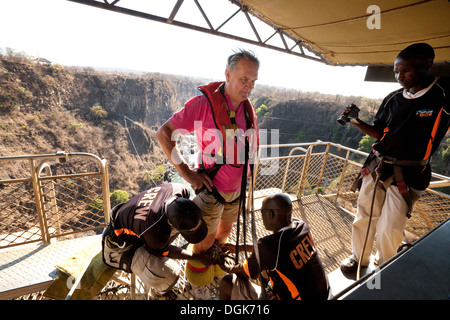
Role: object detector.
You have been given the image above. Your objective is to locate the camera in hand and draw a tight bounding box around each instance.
[337,104,360,125]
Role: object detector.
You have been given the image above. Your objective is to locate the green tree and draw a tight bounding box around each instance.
[441,139,450,161]
[358,134,376,152]
[110,189,130,207]
[89,198,103,214]
[256,103,270,117]
[90,105,107,118]
[146,165,165,186]
[90,105,108,127]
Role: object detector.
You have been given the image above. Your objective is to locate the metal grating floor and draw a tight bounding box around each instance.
[229,194,355,274]
[170,193,356,300]
[0,235,101,299]
[3,194,356,300]
[296,195,355,273]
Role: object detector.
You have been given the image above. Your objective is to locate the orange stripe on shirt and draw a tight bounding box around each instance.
[243,259,251,278]
[114,228,139,237]
[274,269,301,300]
[424,107,443,160]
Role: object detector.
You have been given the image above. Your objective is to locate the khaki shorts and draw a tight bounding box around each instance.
[230,274,262,300]
[193,189,241,234]
[102,229,180,293]
[130,247,181,293]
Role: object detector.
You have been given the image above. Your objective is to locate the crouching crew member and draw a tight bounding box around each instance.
[102,182,209,299]
[218,193,330,300]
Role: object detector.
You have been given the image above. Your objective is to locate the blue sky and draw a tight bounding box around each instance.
[0,0,400,99]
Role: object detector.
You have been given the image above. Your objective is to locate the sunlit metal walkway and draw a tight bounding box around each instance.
[1,142,450,299]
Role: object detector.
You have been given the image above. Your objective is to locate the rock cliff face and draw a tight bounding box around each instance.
[0,58,206,194]
[258,98,364,147]
[66,72,202,126]
[2,57,448,194]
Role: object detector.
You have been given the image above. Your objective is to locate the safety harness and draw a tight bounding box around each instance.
[102,203,138,273]
[194,81,258,204]
[194,82,267,297]
[353,151,428,218]
[381,155,427,218]
[352,152,428,279]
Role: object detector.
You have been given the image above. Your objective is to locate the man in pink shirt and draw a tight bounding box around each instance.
[156,49,259,288]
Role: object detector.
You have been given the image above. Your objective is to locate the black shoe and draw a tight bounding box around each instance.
[151,288,178,300]
[340,257,367,274]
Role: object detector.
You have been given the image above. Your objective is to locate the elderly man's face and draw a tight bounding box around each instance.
[225,58,258,106]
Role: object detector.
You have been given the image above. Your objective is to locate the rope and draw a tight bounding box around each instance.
[236,137,250,262]
[122,115,157,187]
[357,160,383,280]
[249,161,267,300]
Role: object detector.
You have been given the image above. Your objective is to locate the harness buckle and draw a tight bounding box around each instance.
[396,181,409,193]
[360,167,370,177]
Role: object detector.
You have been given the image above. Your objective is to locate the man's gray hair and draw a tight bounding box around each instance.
[226,49,260,70]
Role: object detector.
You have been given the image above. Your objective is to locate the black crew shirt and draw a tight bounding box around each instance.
[371,77,450,190]
[112,183,190,256]
[244,218,329,300]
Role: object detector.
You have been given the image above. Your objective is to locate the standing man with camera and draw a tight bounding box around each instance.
[339,43,450,274]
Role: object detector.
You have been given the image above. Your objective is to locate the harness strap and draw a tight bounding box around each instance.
[194,166,239,205]
[195,83,254,203]
[355,152,427,218]
[200,83,253,170]
[218,83,253,132]
[235,137,250,261]
[393,164,414,218]
[380,154,428,218]
[381,155,429,167]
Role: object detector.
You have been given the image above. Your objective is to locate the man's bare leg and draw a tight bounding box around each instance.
[193,219,233,253]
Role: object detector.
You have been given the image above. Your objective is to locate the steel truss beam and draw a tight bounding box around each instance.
[67,0,328,64]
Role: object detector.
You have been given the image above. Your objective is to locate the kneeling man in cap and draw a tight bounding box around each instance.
[102,182,209,299]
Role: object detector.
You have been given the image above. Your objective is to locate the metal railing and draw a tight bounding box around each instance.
[251,141,450,238]
[2,143,450,300]
[2,143,448,250]
[0,152,110,249]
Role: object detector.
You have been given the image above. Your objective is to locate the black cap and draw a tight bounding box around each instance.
[166,197,207,244]
[397,43,435,64]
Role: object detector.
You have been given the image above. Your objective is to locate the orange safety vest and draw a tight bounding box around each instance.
[198,81,259,167]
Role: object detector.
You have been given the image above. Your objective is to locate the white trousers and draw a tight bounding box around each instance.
[351,175,420,266]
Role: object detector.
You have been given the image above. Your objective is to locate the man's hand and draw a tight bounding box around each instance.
[205,240,230,265]
[167,246,213,266]
[219,243,236,254]
[192,252,213,267]
[218,257,234,273]
[156,121,213,192]
[339,104,382,139]
[219,242,254,254]
[341,103,360,120]
[185,168,213,192]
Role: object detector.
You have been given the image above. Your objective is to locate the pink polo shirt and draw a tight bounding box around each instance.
[169,93,249,193]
